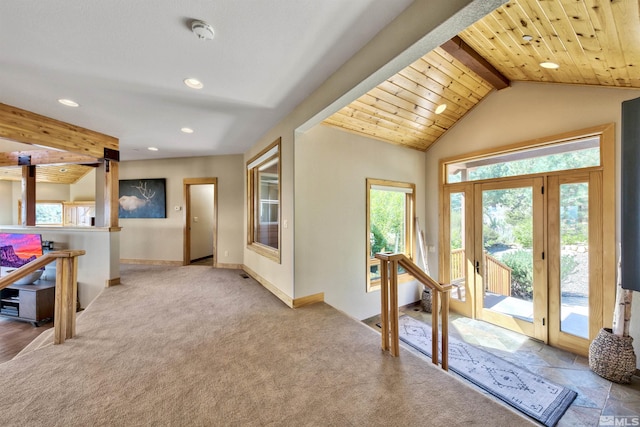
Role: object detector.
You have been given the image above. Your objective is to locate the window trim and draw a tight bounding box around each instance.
[366,178,415,292]
[247,138,281,263]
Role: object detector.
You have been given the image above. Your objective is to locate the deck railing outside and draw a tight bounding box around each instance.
[449,248,512,296]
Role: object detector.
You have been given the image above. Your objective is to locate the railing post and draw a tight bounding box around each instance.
[441,290,450,371]
[53,251,82,344]
[431,289,439,366]
[380,258,389,352]
[390,259,399,357]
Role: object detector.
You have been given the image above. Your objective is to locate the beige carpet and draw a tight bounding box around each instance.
[0,265,533,426]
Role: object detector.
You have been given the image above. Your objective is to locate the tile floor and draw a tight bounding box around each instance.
[363,303,640,426]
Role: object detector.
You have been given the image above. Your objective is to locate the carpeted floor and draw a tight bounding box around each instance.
[0,265,534,426]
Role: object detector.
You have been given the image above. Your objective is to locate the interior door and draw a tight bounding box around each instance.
[474,178,547,342]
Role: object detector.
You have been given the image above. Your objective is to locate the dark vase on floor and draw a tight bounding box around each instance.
[588,328,637,384]
[421,289,432,313]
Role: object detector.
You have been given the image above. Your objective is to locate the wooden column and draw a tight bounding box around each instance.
[95,159,119,228]
[104,160,119,228]
[21,165,36,226]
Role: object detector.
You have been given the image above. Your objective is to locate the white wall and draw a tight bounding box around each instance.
[295,125,426,320]
[0,181,12,224]
[189,184,214,261]
[119,155,243,266]
[424,81,640,367]
[0,226,118,309]
[70,168,96,201]
[10,181,70,224]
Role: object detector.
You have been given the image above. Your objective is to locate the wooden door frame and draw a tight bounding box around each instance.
[473,177,546,341]
[439,123,615,355]
[183,178,218,267]
[547,171,603,355]
[442,183,475,318]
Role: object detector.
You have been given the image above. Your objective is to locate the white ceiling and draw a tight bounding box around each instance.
[0,0,413,161]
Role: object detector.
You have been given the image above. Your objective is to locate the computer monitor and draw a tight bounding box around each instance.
[0,233,44,276]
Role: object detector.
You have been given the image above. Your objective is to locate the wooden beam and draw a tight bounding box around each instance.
[0,103,118,159]
[440,36,510,90]
[21,165,36,226]
[104,160,119,228]
[0,150,98,167]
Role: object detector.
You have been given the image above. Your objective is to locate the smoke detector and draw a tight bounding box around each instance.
[191,20,214,40]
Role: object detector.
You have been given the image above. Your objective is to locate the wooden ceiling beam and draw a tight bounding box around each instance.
[0,150,98,167]
[0,103,118,159]
[440,36,510,90]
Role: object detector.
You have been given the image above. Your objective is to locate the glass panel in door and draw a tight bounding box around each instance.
[481,186,534,322]
[450,191,466,302]
[475,178,544,340]
[559,182,589,339]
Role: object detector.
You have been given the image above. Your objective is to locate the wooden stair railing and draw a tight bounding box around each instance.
[375,252,452,370]
[0,250,86,344]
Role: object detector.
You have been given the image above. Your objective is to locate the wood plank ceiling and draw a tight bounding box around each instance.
[322,0,640,151]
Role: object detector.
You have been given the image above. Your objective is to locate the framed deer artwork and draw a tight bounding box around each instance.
[118,178,167,218]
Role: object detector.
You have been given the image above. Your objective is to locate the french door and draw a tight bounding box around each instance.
[443,172,602,355]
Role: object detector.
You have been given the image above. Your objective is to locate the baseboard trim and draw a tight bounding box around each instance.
[120,259,183,266]
[242,265,293,307]
[241,265,324,309]
[105,277,121,287]
[215,262,243,269]
[293,292,324,308]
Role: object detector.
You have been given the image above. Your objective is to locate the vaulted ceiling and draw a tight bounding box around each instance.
[1,0,639,184]
[323,0,640,151]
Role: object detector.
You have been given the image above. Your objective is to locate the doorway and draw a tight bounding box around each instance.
[440,125,615,356]
[183,178,217,267]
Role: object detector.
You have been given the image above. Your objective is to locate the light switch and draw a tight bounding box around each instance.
[193,217,198,223]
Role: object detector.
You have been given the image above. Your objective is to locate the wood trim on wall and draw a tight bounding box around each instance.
[105,277,121,287]
[241,265,324,309]
[120,259,183,266]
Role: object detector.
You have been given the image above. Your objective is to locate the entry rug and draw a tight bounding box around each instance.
[395,316,577,427]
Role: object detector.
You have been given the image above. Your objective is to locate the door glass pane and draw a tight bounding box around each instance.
[482,187,534,323]
[559,183,589,338]
[450,192,465,301]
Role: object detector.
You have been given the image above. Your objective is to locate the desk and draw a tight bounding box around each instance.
[0,281,55,326]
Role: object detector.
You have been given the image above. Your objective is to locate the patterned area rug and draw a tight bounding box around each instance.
[396,316,577,427]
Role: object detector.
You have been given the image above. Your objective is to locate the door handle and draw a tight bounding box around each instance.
[475,260,480,274]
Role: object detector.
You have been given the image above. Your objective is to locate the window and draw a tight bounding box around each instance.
[17,201,63,226]
[247,138,280,262]
[366,179,414,291]
[446,136,601,183]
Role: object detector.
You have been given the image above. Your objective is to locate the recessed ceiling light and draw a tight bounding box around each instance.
[58,98,79,107]
[59,168,67,173]
[184,78,203,89]
[148,147,159,151]
[181,127,194,134]
[522,35,533,42]
[435,104,447,114]
[540,61,560,69]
